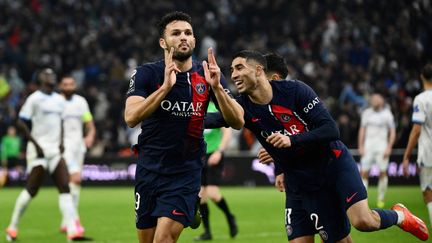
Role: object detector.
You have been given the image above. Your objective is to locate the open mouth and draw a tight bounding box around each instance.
[234,80,243,86]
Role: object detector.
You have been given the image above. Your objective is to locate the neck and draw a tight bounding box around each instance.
[424,81,432,90]
[248,78,273,105]
[174,58,193,72]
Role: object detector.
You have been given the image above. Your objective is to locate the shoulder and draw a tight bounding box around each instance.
[136,60,164,77]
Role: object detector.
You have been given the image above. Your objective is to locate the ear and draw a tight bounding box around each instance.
[159,38,167,49]
[271,74,281,80]
[256,65,265,77]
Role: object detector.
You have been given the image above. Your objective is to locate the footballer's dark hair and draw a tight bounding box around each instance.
[264,53,288,79]
[157,11,192,37]
[421,63,432,81]
[233,50,267,71]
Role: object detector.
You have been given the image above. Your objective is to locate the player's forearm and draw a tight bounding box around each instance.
[211,85,244,130]
[387,129,396,149]
[403,128,420,161]
[290,117,339,146]
[16,119,39,147]
[124,87,171,127]
[357,127,365,149]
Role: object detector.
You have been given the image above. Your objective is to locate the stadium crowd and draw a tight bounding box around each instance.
[0,0,431,155]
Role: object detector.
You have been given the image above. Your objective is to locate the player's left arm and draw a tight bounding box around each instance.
[82,101,96,148]
[402,124,421,176]
[267,82,339,148]
[385,128,396,158]
[203,48,244,130]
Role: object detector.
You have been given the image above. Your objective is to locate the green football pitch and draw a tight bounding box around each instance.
[0,186,429,242]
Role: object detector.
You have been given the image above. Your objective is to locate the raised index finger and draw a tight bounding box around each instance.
[207,47,218,66]
[165,47,174,65]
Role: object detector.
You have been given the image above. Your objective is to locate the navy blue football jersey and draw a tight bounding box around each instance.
[127,60,231,174]
[237,80,341,191]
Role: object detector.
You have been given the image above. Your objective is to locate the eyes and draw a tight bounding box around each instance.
[170,29,193,36]
[230,65,244,74]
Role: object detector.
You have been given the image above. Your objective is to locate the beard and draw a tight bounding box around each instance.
[62,90,74,99]
[173,49,193,62]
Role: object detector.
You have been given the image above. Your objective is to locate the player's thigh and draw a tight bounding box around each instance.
[135,170,159,229]
[137,227,156,243]
[206,185,222,201]
[360,152,374,172]
[284,192,316,241]
[154,170,201,228]
[419,166,432,193]
[64,148,84,175]
[304,190,351,242]
[376,151,389,172]
[154,217,184,242]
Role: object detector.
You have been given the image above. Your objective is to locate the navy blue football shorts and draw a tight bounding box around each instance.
[284,143,367,242]
[201,153,224,186]
[134,168,201,229]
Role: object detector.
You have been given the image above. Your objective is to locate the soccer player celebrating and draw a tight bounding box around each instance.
[124,12,244,243]
[402,63,432,228]
[207,50,429,242]
[5,68,84,241]
[58,75,96,235]
[358,93,396,208]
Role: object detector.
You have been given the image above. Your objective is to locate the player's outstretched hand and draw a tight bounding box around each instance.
[203,47,221,88]
[275,174,285,192]
[258,148,274,164]
[266,133,291,148]
[163,47,180,89]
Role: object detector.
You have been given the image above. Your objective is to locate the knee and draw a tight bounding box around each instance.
[70,176,81,185]
[57,182,70,193]
[26,186,40,197]
[154,232,176,243]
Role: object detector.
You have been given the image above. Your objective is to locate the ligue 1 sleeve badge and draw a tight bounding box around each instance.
[195,83,206,94]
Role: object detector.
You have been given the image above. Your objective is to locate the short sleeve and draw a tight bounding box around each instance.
[360,110,368,127]
[18,94,35,120]
[412,96,426,124]
[126,66,156,98]
[81,98,93,122]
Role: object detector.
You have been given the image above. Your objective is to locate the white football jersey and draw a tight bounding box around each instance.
[63,94,92,152]
[19,90,65,149]
[412,90,432,166]
[360,106,395,149]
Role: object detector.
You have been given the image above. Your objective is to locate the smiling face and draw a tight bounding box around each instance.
[230,57,261,94]
[159,20,196,62]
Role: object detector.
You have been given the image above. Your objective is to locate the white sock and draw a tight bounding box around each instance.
[427,202,432,227]
[69,182,81,210]
[396,210,405,225]
[59,193,79,235]
[362,178,369,189]
[377,176,388,202]
[9,190,32,230]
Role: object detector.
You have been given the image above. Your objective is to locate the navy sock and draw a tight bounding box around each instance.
[373,209,398,229]
[200,203,210,233]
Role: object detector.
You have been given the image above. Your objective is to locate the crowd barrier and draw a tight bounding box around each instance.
[3,149,420,187]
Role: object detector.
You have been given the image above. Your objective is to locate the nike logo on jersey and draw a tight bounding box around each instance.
[172,209,185,216]
[346,192,358,203]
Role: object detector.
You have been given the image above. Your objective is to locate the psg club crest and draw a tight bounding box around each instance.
[195,83,206,94]
[280,114,291,122]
